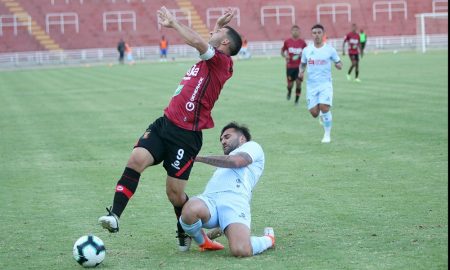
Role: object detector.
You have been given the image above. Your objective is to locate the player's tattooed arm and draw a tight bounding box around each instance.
[196,152,253,168]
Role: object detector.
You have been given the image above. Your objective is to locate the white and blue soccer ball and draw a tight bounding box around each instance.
[73,235,106,268]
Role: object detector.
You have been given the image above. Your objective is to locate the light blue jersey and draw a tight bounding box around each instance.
[203,141,265,201]
[301,43,341,89]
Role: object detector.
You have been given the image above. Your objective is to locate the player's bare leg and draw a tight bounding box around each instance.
[179,198,224,251]
[99,147,155,232]
[287,79,294,101]
[226,223,273,257]
[355,61,361,82]
[166,176,192,251]
[295,78,303,105]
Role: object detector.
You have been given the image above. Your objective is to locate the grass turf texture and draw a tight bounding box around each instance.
[0,51,447,269]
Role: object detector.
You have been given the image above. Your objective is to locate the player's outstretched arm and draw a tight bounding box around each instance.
[158,6,209,55]
[196,153,252,168]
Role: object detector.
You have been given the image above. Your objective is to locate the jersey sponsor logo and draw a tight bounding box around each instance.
[186,102,195,111]
[171,160,181,170]
[183,65,200,80]
[185,77,204,112]
[186,65,200,77]
[173,85,184,97]
[288,47,303,55]
[308,58,327,65]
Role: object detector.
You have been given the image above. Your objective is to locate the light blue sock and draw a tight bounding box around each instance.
[251,236,272,255]
[321,111,333,135]
[179,218,205,245]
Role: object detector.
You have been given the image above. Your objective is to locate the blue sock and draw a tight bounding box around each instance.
[179,218,204,245]
[251,236,272,255]
[321,111,333,135]
[321,111,333,128]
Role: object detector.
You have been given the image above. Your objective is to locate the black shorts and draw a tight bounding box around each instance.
[286,68,300,82]
[135,116,202,180]
[361,42,366,50]
[349,54,360,62]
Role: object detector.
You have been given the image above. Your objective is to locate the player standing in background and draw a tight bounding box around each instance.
[359,29,367,58]
[117,39,125,64]
[281,25,307,105]
[299,24,342,143]
[98,7,242,252]
[343,24,361,82]
[160,35,169,61]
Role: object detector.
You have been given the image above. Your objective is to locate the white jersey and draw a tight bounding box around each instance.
[203,141,265,201]
[301,43,340,89]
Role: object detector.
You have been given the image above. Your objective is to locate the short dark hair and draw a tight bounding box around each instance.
[224,26,243,56]
[311,24,325,31]
[221,122,252,142]
[292,25,300,30]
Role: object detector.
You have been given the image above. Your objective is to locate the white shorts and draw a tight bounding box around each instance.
[306,84,333,110]
[195,191,251,231]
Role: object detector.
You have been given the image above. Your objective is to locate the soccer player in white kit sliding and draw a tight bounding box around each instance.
[179,122,275,257]
[299,24,343,143]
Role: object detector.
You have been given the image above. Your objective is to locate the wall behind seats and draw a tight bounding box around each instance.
[0,0,447,53]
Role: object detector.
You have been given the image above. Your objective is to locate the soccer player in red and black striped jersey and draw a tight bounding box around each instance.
[98,7,242,252]
[343,24,362,82]
[281,25,307,105]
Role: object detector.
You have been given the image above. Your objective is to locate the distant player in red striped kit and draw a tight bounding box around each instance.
[343,24,362,82]
[281,25,307,105]
[98,6,242,252]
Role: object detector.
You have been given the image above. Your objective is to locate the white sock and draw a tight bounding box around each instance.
[251,236,273,255]
[321,111,333,136]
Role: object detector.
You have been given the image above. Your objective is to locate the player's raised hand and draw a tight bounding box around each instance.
[158,6,176,28]
[216,8,236,28]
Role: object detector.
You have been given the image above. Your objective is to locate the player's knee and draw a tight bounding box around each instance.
[181,200,197,215]
[127,148,152,172]
[181,200,205,222]
[310,110,320,118]
[230,245,252,257]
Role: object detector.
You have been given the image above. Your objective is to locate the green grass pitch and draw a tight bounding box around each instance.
[0,51,447,269]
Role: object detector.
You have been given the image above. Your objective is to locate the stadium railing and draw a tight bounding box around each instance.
[0,34,447,69]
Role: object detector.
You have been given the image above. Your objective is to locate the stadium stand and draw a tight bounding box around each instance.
[0,0,448,53]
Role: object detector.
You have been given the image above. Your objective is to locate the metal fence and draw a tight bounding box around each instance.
[0,34,447,69]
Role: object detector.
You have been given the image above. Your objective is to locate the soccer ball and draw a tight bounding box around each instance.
[73,235,106,268]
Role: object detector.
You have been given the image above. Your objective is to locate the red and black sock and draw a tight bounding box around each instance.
[112,167,141,218]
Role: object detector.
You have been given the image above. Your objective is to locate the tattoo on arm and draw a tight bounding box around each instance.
[196,152,253,168]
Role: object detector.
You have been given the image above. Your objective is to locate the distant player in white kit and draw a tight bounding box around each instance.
[299,24,343,143]
[179,122,275,257]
